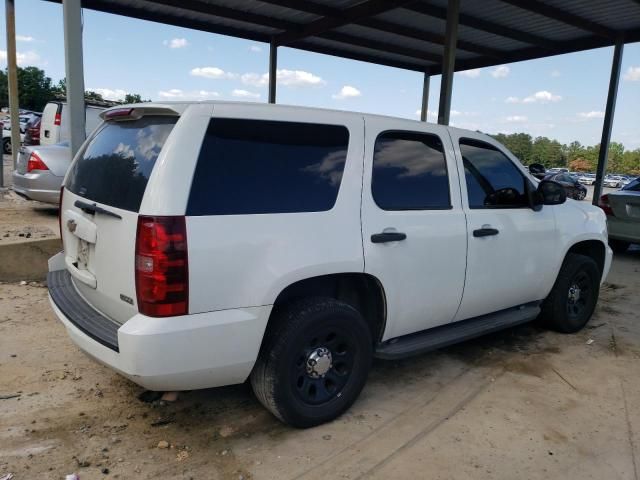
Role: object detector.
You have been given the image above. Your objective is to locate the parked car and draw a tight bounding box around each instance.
[12,141,70,204]
[604,175,624,188]
[599,177,640,253]
[23,115,41,146]
[544,172,587,200]
[40,101,105,146]
[620,176,632,187]
[578,173,596,185]
[48,102,612,427]
[528,163,547,180]
[2,124,25,154]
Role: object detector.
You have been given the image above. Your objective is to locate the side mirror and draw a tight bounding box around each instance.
[536,180,567,206]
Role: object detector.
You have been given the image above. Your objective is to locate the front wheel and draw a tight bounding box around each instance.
[576,190,586,201]
[540,253,600,333]
[251,298,372,428]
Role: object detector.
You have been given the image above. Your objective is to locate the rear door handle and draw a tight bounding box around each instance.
[473,228,499,237]
[371,232,407,243]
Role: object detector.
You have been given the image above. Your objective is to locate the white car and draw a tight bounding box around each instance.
[48,102,612,427]
[2,125,25,154]
[604,175,624,188]
[40,101,104,146]
[578,173,596,185]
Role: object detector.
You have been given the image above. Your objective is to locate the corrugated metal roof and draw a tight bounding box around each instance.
[45,0,640,73]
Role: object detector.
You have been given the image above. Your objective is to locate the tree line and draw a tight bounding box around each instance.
[492,132,640,176]
[0,66,147,112]
[3,67,638,176]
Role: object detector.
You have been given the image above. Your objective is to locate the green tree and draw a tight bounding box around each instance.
[0,66,53,111]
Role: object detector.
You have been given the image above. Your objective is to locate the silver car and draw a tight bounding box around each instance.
[599,177,640,252]
[12,141,70,204]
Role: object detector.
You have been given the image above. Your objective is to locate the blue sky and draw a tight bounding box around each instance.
[1,0,639,149]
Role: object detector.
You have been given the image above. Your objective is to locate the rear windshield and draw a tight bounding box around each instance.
[65,116,177,212]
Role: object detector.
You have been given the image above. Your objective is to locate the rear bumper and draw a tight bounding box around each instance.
[48,266,272,391]
[607,217,640,244]
[12,169,62,204]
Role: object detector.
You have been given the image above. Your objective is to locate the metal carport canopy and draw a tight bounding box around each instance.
[30,0,640,203]
[45,0,640,74]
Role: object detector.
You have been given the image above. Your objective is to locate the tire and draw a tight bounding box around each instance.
[540,253,600,333]
[609,239,630,254]
[2,138,10,155]
[251,297,373,428]
[577,190,586,201]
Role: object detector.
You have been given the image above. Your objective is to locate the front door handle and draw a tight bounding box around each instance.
[371,232,407,243]
[473,227,500,237]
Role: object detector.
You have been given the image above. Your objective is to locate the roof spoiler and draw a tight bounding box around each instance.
[100,104,181,121]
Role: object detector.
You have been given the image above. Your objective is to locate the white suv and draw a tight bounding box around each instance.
[48,102,612,427]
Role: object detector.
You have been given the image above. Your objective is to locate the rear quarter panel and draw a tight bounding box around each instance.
[183,104,366,313]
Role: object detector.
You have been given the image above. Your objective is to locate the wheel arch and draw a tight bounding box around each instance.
[267,273,387,344]
[565,239,606,276]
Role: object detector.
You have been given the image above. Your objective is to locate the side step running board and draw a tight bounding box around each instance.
[375,303,541,360]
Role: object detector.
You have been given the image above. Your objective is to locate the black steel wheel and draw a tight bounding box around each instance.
[540,253,600,333]
[251,297,372,428]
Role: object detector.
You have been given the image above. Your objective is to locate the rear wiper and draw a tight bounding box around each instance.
[74,200,122,219]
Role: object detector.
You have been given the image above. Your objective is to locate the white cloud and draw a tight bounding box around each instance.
[0,49,41,66]
[577,111,605,119]
[522,90,561,103]
[231,89,260,99]
[158,89,219,100]
[190,66,236,79]
[505,96,519,103]
[505,115,528,123]
[16,35,34,42]
[623,66,640,81]
[490,66,510,78]
[163,38,189,49]
[551,70,561,77]
[249,45,262,53]
[89,88,127,101]
[459,68,481,78]
[332,85,361,100]
[241,69,325,88]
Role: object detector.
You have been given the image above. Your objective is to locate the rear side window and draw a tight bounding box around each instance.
[66,116,177,212]
[460,138,528,208]
[187,119,349,216]
[372,131,450,210]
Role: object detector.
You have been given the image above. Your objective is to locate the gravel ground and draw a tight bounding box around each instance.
[1,249,639,480]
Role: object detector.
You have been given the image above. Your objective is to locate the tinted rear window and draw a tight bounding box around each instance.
[66,116,177,212]
[187,119,349,216]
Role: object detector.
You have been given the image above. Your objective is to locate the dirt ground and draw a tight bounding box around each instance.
[0,248,638,480]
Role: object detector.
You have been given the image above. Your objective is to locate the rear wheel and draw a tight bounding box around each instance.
[251,297,372,428]
[576,189,586,200]
[2,138,10,155]
[609,239,630,254]
[540,253,600,333]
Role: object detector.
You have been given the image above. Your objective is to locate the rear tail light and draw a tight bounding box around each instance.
[598,194,614,216]
[27,152,49,172]
[54,112,61,126]
[135,216,188,317]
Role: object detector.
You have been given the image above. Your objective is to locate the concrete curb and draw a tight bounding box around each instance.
[0,237,61,282]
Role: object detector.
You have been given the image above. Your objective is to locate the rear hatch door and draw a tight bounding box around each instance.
[61,110,179,324]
